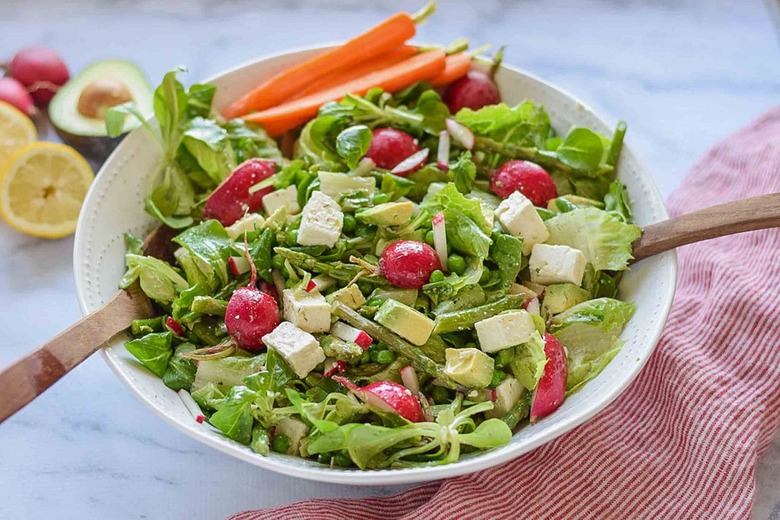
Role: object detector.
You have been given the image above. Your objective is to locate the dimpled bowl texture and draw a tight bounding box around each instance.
[73,46,677,485]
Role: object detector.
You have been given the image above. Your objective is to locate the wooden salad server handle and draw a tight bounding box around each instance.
[0,226,177,425]
[632,192,780,262]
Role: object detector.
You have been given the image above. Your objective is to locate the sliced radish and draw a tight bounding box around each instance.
[525,297,541,316]
[178,389,206,424]
[332,377,423,422]
[437,130,450,171]
[352,157,376,176]
[432,212,448,271]
[331,321,373,350]
[399,365,420,394]
[445,118,475,150]
[466,388,497,402]
[165,316,186,337]
[228,256,250,276]
[323,360,347,378]
[530,333,568,423]
[390,148,429,177]
[306,274,336,293]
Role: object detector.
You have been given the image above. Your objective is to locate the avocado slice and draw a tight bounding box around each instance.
[50,60,152,163]
[541,283,591,316]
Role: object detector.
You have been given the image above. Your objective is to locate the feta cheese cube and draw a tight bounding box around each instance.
[297,191,343,248]
[485,377,524,419]
[283,289,332,333]
[262,185,300,216]
[326,284,366,310]
[529,243,587,286]
[495,192,549,255]
[225,213,265,240]
[262,322,326,378]
[475,310,536,353]
[318,172,376,201]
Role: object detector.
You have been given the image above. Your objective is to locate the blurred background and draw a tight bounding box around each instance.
[0,1,778,519]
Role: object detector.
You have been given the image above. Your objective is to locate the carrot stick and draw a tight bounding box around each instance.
[295,45,418,98]
[244,50,447,136]
[430,52,471,87]
[222,2,436,119]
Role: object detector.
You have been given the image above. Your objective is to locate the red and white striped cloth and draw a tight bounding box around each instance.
[231,108,780,520]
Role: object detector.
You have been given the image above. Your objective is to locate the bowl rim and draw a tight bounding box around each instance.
[73,44,677,485]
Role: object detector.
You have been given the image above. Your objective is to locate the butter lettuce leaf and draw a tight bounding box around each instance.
[509,331,547,391]
[125,332,173,377]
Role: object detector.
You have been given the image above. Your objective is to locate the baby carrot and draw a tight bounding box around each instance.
[430,52,471,87]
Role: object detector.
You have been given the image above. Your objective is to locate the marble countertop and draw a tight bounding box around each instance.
[1,1,779,518]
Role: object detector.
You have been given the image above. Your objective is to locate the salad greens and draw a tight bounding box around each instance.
[117,65,641,470]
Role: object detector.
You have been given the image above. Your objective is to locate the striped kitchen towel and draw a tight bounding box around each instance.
[231,107,780,519]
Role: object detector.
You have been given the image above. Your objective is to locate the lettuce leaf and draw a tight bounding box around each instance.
[174,220,233,286]
[162,343,197,391]
[420,183,493,235]
[544,207,642,271]
[454,101,551,149]
[209,385,258,444]
[120,254,189,303]
[125,332,173,377]
[549,298,636,393]
[509,331,547,391]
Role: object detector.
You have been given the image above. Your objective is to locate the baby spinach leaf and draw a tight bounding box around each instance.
[190,382,225,411]
[120,254,189,303]
[125,332,173,378]
[181,117,234,184]
[603,180,632,222]
[174,220,233,285]
[210,386,258,444]
[185,83,216,119]
[555,128,604,173]
[163,343,197,391]
[335,125,372,169]
[458,418,512,449]
[449,151,476,194]
[442,208,492,259]
[489,232,524,289]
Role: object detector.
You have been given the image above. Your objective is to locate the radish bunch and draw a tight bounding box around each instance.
[1,47,69,115]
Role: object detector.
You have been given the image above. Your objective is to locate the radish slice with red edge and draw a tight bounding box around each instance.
[331,321,373,350]
[400,365,419,394]
[323,360,347,378]
[332,376,424,422]
[228,256,250,276]
[437,130,450,171]
[165,316,186,337]
[306,274,336,293]
[178,389,205,424]
[390,148,429,176]
[525,297,541,316]
[432,212,448,271]
[445,118,475,150]
[530,333,568,423]
[351,157,376,176]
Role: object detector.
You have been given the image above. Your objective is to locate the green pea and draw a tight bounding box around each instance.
[490,369,507,388]
[424,229,435,246]
[271,254,285,271]
[317,453,331,465]
[447,254,466,275]
[373,192,391,205]
[342,213,357,233]
[357,280,373,296]
[375,349,396,364]
[359,350,371,365]
[429,270,445,283]
[465,341,477,349]
[431,385,450,404]
[494,348,513,368]
[271,434,290,454]
[286,228,299,245]
[333,452,353,468]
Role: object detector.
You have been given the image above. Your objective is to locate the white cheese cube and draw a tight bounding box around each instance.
[495,192,549,255]
[283,289,332,333]
[475,310,536,353]
[225,213,265,240]
[262,185,300,216]
[485,377,524,419]
[318,172,376,201]
[262,321,326,378]
[297,191,343,248]
[529,243,587,286]
[480,202,495,229]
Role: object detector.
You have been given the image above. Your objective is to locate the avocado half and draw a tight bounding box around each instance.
[50,60,153,164]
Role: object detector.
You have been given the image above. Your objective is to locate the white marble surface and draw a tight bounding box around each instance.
[1,0,779,518]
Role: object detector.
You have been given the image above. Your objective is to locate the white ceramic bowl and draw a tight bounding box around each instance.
[73,46,677,485]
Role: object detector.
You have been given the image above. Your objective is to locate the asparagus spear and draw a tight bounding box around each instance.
[433,294,525,334]
[274,247,389,286]
[502,392,532,430]
[320,335,364,363]
[332,302,458,388]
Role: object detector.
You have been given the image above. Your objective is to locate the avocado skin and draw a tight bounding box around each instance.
[53,127,125,164]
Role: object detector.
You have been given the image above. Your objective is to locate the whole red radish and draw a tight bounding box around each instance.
[9,47,70,106]
[333,376,424,422]
[0,77,36,116]
[378,240,441,289]
[530,333,568,423]
[444,70,501,114]
[258,280,279,302]
[364,127,420,170]
[224,237,280,351]
[491,160,557,207]
[203,158,275,226]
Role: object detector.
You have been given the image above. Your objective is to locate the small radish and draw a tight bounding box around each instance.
[331,321,373,350]
[203,158,276,226]
[431,212,448,271]
[9,47,70,106]
[376,240,441,289]
[228,256,250,276]
[259,279,279,302]
[224,236,280,351]
[165,316,186,337]
[399,366,419,395]
[0,77,36,116]
[436,130,450,171]
[332,376,424,423]
[491,160,558,207]
[445,118,475,150]
[390,148,429,177]
[364,127,420,170]
[444,70,501,114]
[530,333,568,423]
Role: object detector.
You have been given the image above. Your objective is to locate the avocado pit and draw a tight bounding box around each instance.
[76,79,133,119]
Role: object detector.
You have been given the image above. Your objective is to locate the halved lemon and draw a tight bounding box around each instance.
[0,100,37,167]
[0,142,94,239]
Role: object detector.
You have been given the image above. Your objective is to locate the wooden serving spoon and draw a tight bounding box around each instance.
[0,192,779,424]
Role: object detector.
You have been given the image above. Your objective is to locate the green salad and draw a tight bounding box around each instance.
[111,65,641,469]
